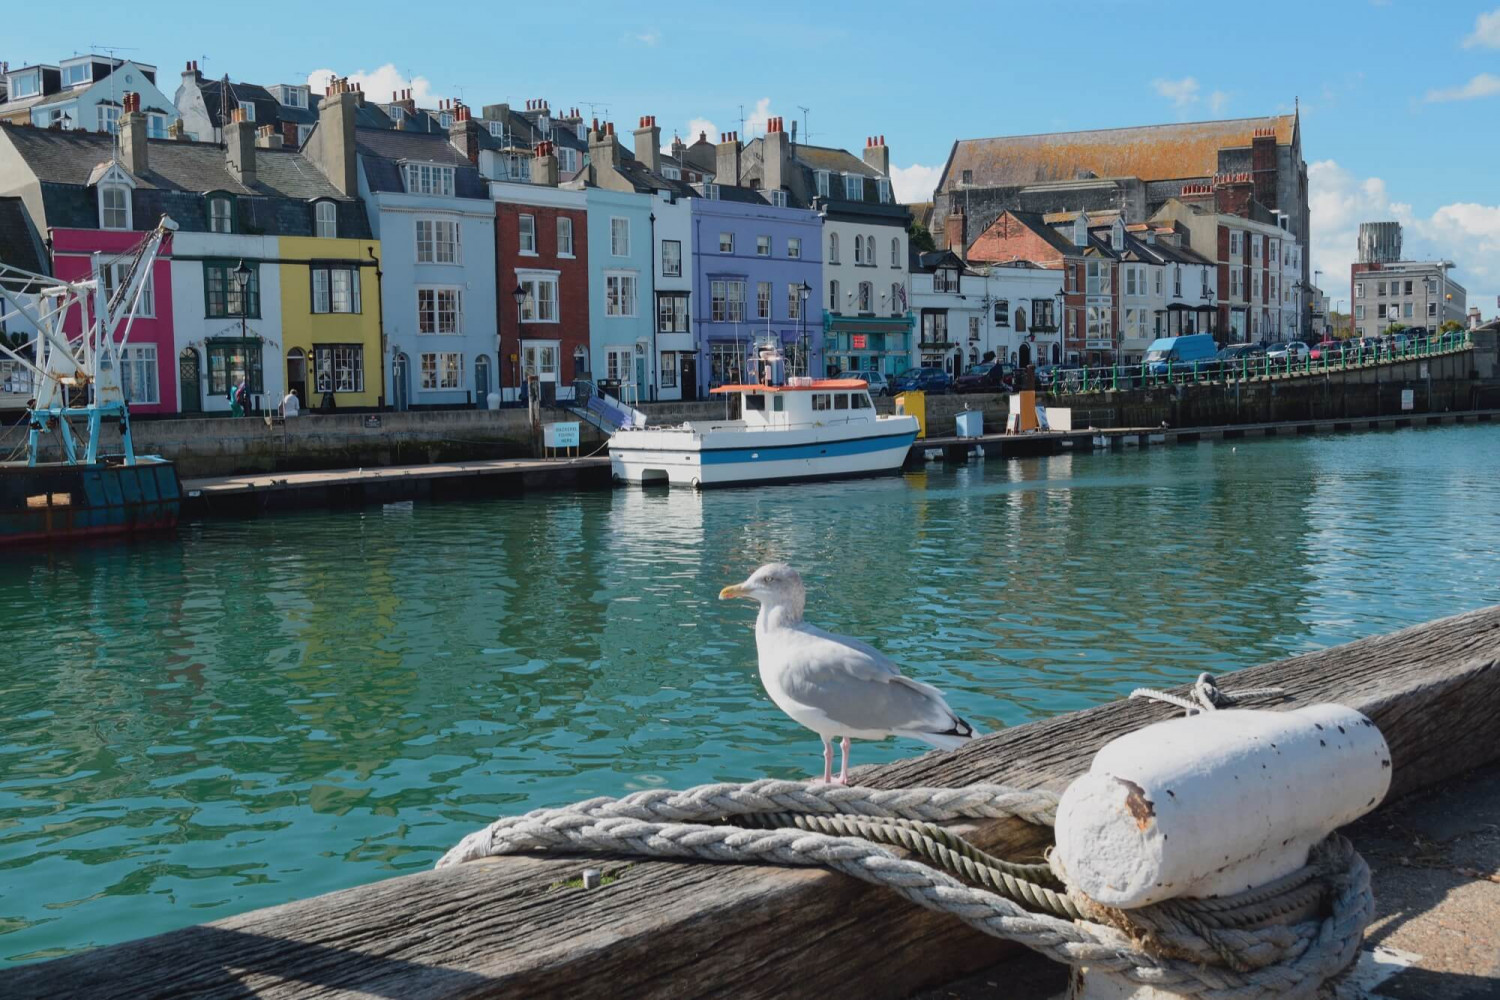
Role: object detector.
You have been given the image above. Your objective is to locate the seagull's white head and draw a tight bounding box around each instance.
[719,563,806,622]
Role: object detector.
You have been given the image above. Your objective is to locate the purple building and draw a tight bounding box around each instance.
[690,189,822,392]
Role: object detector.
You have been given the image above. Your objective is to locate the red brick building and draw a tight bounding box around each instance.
[492,147,590,401]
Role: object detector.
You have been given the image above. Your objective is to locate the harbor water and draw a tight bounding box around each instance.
[3,424,1499,963]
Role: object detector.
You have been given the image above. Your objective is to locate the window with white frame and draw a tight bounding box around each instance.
[890,237,900,267]
[488,120,505,138]
[420,352,464,389]
[658,292,689,332]
[994,298,1009,325]
[661,239,681,276]
[438,113,452,129]
[719,231,734,253]
[208,195,234,234]
[314,344,364,393]
[1269,240,1279,264]
[828,232,840,264]
[100,185,130,230]
[98,105,121,134]
[844,174,863,200]
[1229,231,1243,257]
[519,213,537,254]
[756,235,771,257]
[416,219,461,263]
[933,268,958,293]
[312,265,362,314]
[659,353,676,387]
[147,113,168,139]
[61,62,91,88]
[1252,270,1261,300]
[857,281,873,312]
[1125,268,1137,296]
[1174,266,1182,298]
[699,182,719,200]
[1086,260,1109,295]
[403,163,455,196]
[518,274,558,322]
[315,201,338,239]
[239,101,256,122]
[606,347,633,382]
[829,279,839,311]
[297,124,313,147]
[557,217,574,256]
[853,235,864,265]
[662,164,681,180]
[756,281,771,319]
[118,344,158,404]
[711,279,745,322]
[611,217,630,256]
[877,179,891,204]
[417,287,463,334]
[891,282,903,313]
[10,72,40,99]
[815,170,830,198]
[1155,268,1163,295]
[788,237,801,259]
[767,190,787,208]
[558,147,579,173]
[606,272,637,316]
[1230,268,1242,299]
[102,261,155,316]
[787,283,802,320]
[1251,234,1262,261]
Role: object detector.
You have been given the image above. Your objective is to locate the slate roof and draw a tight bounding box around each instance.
[944,115,1296,190]
[791,143,881,177]
[200,79,316,129]
[355,127,490,199]
[0,123,369,237]
[0,196,47,274]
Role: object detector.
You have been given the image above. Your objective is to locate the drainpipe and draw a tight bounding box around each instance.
[369,245,386,408]
[649,207,658,401]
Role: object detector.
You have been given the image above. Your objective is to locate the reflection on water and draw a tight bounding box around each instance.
[2,425,1498,962]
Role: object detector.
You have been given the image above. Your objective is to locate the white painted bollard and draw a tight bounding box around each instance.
[1055,704,1391,998]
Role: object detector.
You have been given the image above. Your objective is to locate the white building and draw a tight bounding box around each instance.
[975,262,1064,369]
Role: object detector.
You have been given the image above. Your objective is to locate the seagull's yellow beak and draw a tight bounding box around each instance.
[719,581,753,600]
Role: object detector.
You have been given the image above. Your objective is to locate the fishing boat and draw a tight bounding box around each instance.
[0,218,182,545]
[608,342,919,488]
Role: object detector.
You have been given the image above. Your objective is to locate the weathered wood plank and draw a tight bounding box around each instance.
[6,606,1499,1000]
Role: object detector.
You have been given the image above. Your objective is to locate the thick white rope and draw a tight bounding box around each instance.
[438,779,1371,1000]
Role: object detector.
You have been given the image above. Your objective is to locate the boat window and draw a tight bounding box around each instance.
[834,393,849,410]
[855,392,872,409]
[773,395,784,412]
[744,393,766,411]
[812,393,831,411]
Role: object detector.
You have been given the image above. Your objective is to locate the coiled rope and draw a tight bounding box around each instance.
[439,680,1370,999]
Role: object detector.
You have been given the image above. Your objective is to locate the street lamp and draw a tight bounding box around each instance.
[511,283,526,401]
[798,280,811,376]
[232,259,252,409]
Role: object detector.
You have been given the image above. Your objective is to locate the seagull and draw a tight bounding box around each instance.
[719,563,977,784]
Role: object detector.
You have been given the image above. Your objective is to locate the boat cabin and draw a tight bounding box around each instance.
[709,379,877,427]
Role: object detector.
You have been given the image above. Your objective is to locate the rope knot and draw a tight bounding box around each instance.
[1130,672,1288,716]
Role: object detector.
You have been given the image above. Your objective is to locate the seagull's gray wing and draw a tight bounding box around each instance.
[775,625,974,742]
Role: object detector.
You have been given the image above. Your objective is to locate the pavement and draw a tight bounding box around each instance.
[912,761,1500,999]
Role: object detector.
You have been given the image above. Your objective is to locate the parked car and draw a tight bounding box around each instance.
[1265,341,1311,363]
[1386,332,1413,352]
[1309,340,1344,361]
[841,370,891,396]
[892,367,952,394]
[1142,333,1219,376]
[1035,363,1083,390]
[953,361,1016,394]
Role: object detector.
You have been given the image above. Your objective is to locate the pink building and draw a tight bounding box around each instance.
[50,228,176,414]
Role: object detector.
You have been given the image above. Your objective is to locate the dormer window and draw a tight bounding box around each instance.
[557,147,578,172]
[389,105,405,123]
[97,105,121,134]
[576,122,587,140]
[1111,221,1124,251]
[815,170,830,198]
[403,163,455,196]
[537,115,550,136]
[208,194,234,234]
[10,71,41,99]
[699,182,719,200]
[277,86,308,109]
[147,113,168,139]
[238,101,256,122]
[487,120,504,138]
[99,184,130,230]
[62,62,92,88]
[767,189,787,208]
[843,174,863,200]
[314,201,338,239]
[876,179,891,204]
[438,112,452,129]
[662,165,681,180]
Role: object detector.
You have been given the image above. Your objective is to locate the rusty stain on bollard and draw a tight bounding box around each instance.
[582,869,602,890]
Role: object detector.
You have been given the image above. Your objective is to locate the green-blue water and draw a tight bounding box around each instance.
[3,425,1498,963]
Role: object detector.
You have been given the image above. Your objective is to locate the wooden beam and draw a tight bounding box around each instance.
[6,606,1498,1000]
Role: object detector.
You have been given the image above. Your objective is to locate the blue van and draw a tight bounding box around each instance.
[1142,334,1218,375]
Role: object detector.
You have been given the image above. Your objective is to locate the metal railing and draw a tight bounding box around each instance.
[1041,331,1473,396]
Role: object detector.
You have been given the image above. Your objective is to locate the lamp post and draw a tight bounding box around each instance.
[798,280,811,376]
[232,259,251,410]
[511,283,526,403]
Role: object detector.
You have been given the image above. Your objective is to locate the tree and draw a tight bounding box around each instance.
[908,220,936,253]
[1384,322,1408,335]
[1438,319,1464,334]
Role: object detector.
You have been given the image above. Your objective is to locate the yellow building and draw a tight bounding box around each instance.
[277,236,383,409]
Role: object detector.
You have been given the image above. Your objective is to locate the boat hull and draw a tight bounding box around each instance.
[0,459,182,545]
[610,422,918,488]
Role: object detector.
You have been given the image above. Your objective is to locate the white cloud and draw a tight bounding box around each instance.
[745,97,773,136]
[307,64,442,107]
[1208,90,1230,114]
[627,29,660,46]
[1424,73,1500,102]
[890,163,942,205]
[1463,8,1500,48]
[1308,159,1499,318]
[1152,77,1200,109]
[685,117,718,145]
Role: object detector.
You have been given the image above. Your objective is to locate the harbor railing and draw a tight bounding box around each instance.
[1041,331,1473,396]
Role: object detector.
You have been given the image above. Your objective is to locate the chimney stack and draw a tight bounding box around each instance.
[225,106,256,186]
[168,118,186,141]
[532,140,559,187]
[310,79,359,196]
[946,206,966,255]
[763,116,790,201]
[449,102,479,164]
[715,131,741,187]
[182,59,201,85]
[633,115,660,174]
[863,134,890,178]
[118,92,148,176]
[255,123,283,150]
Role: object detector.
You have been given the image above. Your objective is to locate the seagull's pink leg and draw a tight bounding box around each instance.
[837,737,852,785]
[820,739,834,783]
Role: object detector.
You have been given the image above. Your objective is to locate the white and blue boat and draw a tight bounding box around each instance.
[608,344,918,488]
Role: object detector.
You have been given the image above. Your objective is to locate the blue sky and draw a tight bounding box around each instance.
[8,1,1500,314]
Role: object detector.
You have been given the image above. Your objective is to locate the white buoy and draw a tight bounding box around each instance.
[1058,704,1391,998]
[1055,703,1390,906]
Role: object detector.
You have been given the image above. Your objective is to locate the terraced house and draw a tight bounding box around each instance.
[0,90,376,415]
